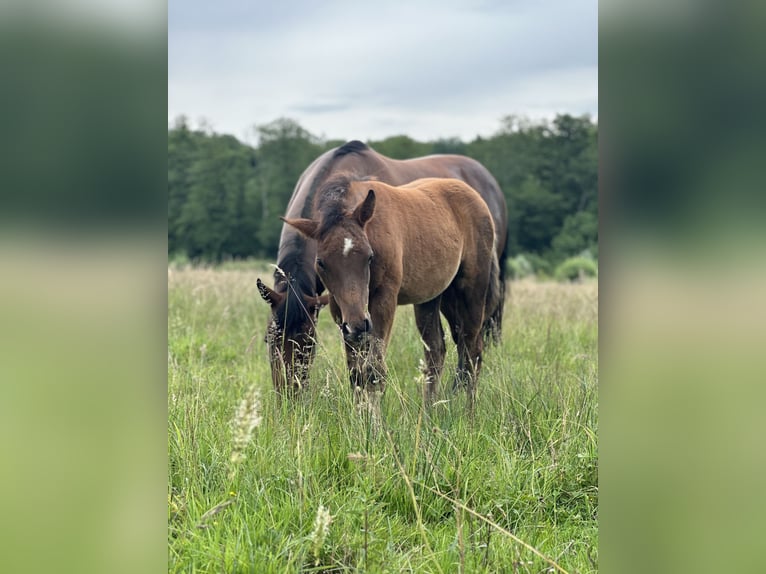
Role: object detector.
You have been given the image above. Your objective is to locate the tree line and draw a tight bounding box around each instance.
[168,114,597,274]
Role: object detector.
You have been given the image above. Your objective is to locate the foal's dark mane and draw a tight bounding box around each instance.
[314,173,367,239]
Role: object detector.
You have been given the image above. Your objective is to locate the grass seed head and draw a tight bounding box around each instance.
[229,385,262,469]
[310,504,333,565]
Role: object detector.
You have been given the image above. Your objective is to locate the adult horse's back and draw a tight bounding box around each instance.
[257,141,508,392]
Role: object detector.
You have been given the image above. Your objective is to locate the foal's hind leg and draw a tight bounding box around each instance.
[414,296,446,405]
[441,288,486,411]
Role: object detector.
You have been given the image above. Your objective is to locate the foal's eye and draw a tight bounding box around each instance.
[368,254,374,265]
[316,258,325,270]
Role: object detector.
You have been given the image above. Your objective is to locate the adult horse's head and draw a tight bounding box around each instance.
[283,187,376,346]
[257,277,328,392]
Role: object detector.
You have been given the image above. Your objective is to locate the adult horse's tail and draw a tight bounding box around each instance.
[483,238,505,345]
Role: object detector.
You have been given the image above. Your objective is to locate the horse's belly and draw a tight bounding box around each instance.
[397,257,461,305]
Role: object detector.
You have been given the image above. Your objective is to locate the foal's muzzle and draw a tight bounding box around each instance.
[341,316,372,342]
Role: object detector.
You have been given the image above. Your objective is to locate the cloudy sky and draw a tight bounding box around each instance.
[169,0,597,143]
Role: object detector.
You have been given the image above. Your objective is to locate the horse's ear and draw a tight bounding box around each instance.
[305,293,330,313]
[281,216,318,239]
[315,293,330,309]
[353,189,376,226]
[257,278,284,307]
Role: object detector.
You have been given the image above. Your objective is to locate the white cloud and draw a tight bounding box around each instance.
[169,0,597,141]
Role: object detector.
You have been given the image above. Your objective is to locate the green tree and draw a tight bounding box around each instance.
[367,135,431,159]
[251,118,323,257]
[167,114,598,266]
[552,210,598,261]
[430,137,467,155]
[467,114,597,264]
[168,116,200,256]
[513,175,566,254]
[176,134,256,261]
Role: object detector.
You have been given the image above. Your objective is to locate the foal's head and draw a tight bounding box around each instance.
[283,187,376,345]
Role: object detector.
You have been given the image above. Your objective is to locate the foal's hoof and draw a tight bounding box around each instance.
[451,377,468,393]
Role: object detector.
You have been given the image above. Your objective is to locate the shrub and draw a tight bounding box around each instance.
[506,255,534,279]
[551,211,598,262]
[555,256,598,282]
[525,253,554,278]
[168,252,191,269]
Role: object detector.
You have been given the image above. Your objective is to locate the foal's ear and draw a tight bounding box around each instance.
[353,189,376,226]
[257,278,284,307]
[281,216,319,239]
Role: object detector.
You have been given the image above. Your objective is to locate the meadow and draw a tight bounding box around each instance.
[168,262,598,573]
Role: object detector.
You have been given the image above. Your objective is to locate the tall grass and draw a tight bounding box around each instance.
[168,266,598,573]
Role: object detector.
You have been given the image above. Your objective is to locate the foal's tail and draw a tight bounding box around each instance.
[482,242,504,345]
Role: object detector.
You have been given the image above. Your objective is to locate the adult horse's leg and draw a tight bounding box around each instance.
[483,251,504,345]
[414,295,445,405]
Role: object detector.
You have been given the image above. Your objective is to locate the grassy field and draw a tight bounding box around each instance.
[168,263,598,573]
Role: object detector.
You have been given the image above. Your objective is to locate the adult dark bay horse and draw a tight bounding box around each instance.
[282,175,500,406]
[256,140,508,392]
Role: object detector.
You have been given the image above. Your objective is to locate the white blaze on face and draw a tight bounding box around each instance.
[343,237,354,257]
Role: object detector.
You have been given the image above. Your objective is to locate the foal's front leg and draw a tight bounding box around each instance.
[329,296,375,392]
[344,336,386,392]
[354,290,397,394]
[344,318,390,427]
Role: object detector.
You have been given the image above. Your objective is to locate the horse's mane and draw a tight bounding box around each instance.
[296,141,369,218]
[333,140,368,158]
[313,173,367,239]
